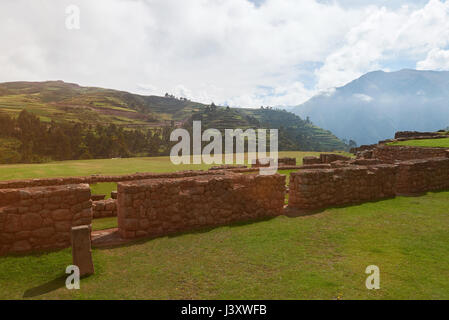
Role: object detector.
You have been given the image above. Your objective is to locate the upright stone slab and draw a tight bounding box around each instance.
[71,226,95,276]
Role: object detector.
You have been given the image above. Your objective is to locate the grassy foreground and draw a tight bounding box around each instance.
[0,151,350,181]
[389,138,449,148]
[1,191,449,300]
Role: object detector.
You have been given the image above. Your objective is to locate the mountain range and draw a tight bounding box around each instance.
[290,69,449,145]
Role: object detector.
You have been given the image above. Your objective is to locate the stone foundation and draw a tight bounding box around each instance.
[117,174,286,239]
[92,199,117,219]
[0,170,228,190]
[372,146,449,163]
[0,184,92,256]
[289,165,397,211]
[395,157,449,195]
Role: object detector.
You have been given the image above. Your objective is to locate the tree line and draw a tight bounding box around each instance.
[0,110,174,164]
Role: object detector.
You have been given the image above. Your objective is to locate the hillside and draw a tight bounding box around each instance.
[185,107,348,152]
[291,69,449,145]
[0,81,206,127]
[0,81,348,164]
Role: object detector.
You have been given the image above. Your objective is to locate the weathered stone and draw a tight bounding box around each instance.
[71,226,94,277]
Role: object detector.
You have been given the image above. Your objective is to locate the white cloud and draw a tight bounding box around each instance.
[417,48,449,70]
[353,93,373,102]
[0,0,447,108]
[315,0,449,91]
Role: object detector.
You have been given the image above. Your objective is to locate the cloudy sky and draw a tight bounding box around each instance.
[1,0,449,107]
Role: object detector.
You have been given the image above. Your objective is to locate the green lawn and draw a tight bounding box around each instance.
[92,217,118,231]
[389,138,449,148]
[90,183,117,199]
[0,151,351,181]
[1,191,449,299]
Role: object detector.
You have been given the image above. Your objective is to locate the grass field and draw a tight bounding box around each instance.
[1,190,449,299]
[0,151,350,181]
[90,183,117,199]
[389,138,449,148]
[92,217,119,231]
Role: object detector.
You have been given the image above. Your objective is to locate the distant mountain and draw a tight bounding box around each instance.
[291,69,449,145]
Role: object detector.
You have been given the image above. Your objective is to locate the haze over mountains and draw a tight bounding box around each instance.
[291,69,449,146]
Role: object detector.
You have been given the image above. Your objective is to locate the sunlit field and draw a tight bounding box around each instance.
[0,151,351,181]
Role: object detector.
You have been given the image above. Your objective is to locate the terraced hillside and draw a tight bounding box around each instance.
[0,81,349,164]
[187,107,348,151]
[0,81,206,127]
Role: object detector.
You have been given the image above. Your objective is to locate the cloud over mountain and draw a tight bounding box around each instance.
[1,0,449,107]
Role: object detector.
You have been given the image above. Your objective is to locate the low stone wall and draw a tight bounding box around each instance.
[320,154,351,163]
[0,184,92,256]
[302,156,322,165]
[279,157,296,166]
[117,174,286,239]
[395,157,449,195]
[395,131,444,139]
[92,199,117,219]
[209,165,247,171]
[0,170,227,190]
[372,146,449,163]
[302,154,351,165]
[289,165,398,211]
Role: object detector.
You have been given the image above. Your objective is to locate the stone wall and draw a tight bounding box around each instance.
[302,154,351,165]
[279,157,297,166]
[395,157,449,195]
[0,184,92,256]
[117,174,286,239]
[92,199,117,219]
[289,165,398,211]
[372,146,449,163]
[394,131,445,139]
[0,170,227,190]
[302,156,322,165]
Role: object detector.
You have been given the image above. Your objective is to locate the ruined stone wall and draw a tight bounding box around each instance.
[302,156,322,165]
[372,146,449,163]
[92,199,117,219]
[0,184,92,256]
[288,165,398,211]
[302,154,351,165]
[320,154,351,163]
[395,158,449,195]
[0,170,226,190]
[394,131,445,139]
[279,158,297,166]
[117,174,286,239]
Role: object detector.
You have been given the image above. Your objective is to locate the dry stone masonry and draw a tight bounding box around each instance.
[0,170,228,190]
[371,146,449,163]
[289,164,397,211]
[0,184,92,256]
[117,174,286,239]
[92,199,117,219]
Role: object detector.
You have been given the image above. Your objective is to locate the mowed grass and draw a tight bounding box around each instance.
[0,151,351,181]
[1,191,449,299]
[90,182,117,199]
[92,217,119,231]
[389,138,449,148]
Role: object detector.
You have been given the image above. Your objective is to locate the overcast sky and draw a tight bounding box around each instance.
[1,0,449,107]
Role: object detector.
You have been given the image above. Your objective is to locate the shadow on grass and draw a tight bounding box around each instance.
[94,216,277,251]
[23,274,67,298]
